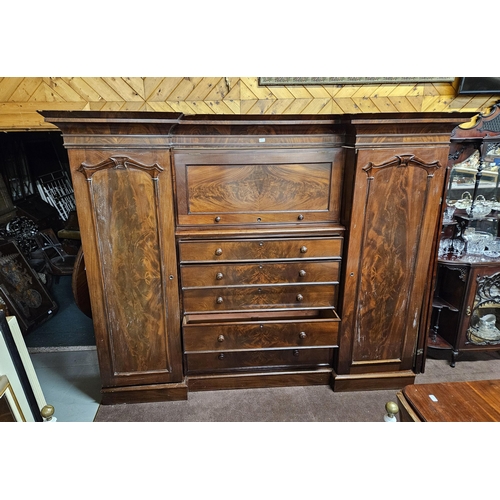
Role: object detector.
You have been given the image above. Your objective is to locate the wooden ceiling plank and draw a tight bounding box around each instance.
[61,77,103,102]
[282,98,313,114]
[123,77,146,99]
[184,100,216,114]
[205,78,234,100]
[144,78,167,101]
[145,101,177,112]
[264,99,295,115]
[42,78,86,102]
[352,97,382,113]
[187,77,224,101]
[303,86,331,99]
[167,78,204,102]
[241,99,258,114]
[245,99,276,115]
[268,86,295,99]
[101,77,145,101]
[240,81,260,101]
[120,101,148,111]
[8,78,43,102]
[388,96,418,113]
[241,77,275,100]
[0,77,28,101]
[370,96,399,113]
[147,78,185,102]
[221,97,240,114]
[204,100,237,114]
[81,78,124,101]
[301,98,333,114]
[286,86,313,99]
[333,97,362,114]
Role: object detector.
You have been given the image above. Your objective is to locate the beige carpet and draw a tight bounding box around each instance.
[93,350,500,422]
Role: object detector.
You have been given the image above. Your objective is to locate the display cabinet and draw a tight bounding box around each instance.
[429,103,500,366]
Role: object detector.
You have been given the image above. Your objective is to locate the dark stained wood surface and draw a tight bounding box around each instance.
[173,148,344,225]
[180,260,340,287]
[178,237,343,262]
[41,111,476,402]
[183,312,340,352]
[401,379,500,422]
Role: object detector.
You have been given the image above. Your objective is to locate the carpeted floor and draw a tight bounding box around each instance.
[93,350,500,422]
[24,275,95,349]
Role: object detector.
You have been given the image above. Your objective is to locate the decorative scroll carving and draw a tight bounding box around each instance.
[452,103,500,140]
[78,156,164,180]
[362,155,441,178]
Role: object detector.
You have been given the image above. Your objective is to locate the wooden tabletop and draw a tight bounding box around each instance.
[401,379,500,422]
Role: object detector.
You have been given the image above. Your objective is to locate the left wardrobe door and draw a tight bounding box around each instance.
[69,150,185,402]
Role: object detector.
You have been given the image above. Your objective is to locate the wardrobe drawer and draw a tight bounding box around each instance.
[182,284,338,313]
[178,237,343,263]
[185,348,335,374]
[183,311,340,352]
[180,260,340,287]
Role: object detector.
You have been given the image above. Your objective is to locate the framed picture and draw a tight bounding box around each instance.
[0,311,47,421]
[458,77,500,94]
[259,77,455,86]
[0,374,25,421]
[0,239,58,334]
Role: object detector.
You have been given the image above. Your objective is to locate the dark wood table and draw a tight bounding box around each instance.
[397,379,500,422]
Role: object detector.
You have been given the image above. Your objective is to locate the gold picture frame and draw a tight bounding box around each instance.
[0,374,25,422]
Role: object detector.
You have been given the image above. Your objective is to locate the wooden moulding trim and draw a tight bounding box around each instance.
[62,135,173,149]
[100,381,189,405]
[331,371,416,392]
[187,369,332,392]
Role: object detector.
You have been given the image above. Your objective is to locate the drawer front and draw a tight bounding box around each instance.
[173,148,344,226]
[183,284,338,313]
[178,237,343,263]
[183,315,340,352]
[186,348,335,374]
[180,260,340,287]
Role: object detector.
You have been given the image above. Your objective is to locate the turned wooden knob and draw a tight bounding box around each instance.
[41,404,55,421]
[215,248,223,256]
[216,272,224,280]
[296,294,304,302]
[217,335,225,342]
[299,331,307,339]
[300,246,308,253]
[299,269,306,277]
[216,296,224,304]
